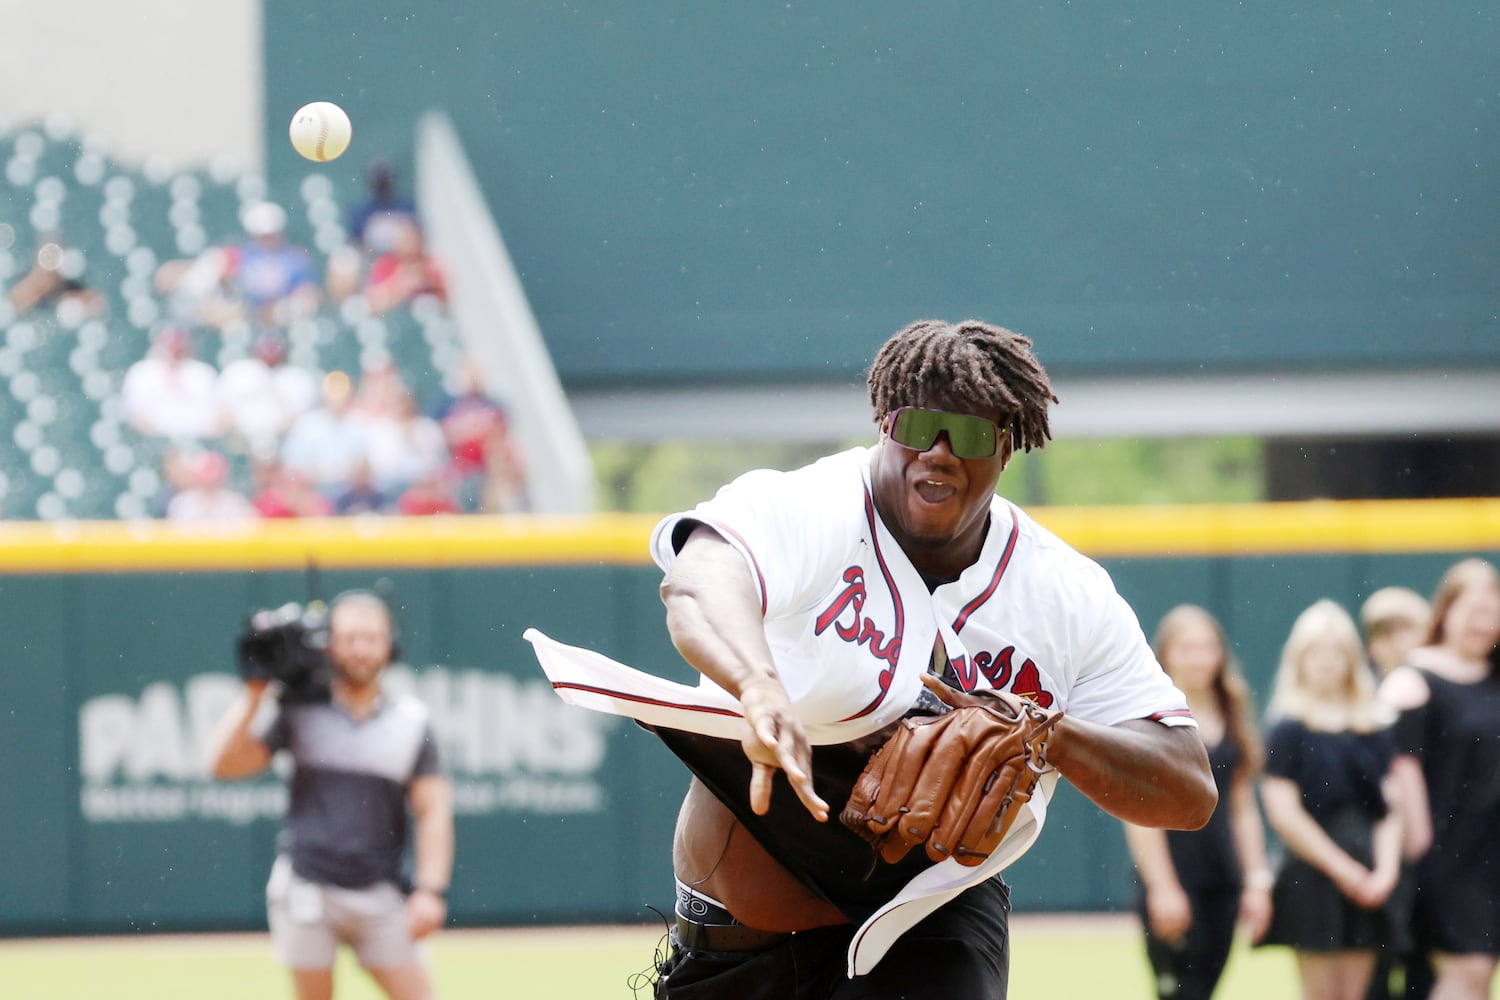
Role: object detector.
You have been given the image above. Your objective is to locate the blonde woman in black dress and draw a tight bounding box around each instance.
[1259,599,1402,1000]
[1380,559,1500,1000]
[1125,605,1273,999]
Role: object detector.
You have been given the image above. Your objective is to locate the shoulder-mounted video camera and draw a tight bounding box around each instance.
[235,602,333,704]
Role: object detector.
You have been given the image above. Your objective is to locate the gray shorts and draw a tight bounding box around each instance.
[265,856,422,970]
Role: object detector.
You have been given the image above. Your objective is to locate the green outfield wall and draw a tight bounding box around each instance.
[1,501,1498,934]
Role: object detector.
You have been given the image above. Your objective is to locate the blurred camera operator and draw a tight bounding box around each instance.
[208,591,453,1000]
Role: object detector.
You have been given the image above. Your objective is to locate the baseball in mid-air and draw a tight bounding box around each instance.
[289,102,352,162]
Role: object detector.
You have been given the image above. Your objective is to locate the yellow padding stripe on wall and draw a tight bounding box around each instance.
[0,515,660,572]
[0,499,1496,573]
[1034,498,1500,558]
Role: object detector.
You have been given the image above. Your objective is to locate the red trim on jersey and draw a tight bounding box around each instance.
[951,505,1020,634]
[1149,708,1196,721]
[838,488,907,722]
[550,682,745,719]
[864,488,906,642]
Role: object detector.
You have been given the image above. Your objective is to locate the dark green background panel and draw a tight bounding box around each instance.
[1008,783,1139,912]
[0,576,72,929]
[1224,555,1369,688]
[1107,558,1223,654]
[265,2,1499,386]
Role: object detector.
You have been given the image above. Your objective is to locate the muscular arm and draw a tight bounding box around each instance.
[659,525,827,820]
[1049,718,1216,830]
[406,774,454,938]
[207,680,273,780]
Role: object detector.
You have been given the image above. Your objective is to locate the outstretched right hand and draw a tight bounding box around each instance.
[737,678,828,823]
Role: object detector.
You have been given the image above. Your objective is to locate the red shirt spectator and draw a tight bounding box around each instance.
[396,472,461,516]
[365,220,446,314]
[252,462,335,519]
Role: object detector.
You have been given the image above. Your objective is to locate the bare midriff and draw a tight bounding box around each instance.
[671,778,850,933]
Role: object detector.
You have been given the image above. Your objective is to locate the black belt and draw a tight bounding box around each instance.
[673,913,793,953]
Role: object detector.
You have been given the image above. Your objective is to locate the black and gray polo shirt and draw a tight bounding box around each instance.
[259,691,442,890]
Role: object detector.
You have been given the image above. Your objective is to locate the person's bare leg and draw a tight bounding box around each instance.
[1430,953,1498,1000]
[1297,951,1376,1000]
[290,967,334,1000]
[367,962,434,1000]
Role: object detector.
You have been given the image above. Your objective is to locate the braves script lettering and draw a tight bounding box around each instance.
[960,646,1056,708]
[815,566,901,668]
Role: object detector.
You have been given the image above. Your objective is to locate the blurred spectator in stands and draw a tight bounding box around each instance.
[333,458,391,516]
[6,235,106,320]
[250,457,334,519]
[324,244,364,305]
[122,326,223,440]
[362,387,449,498]
[155,236,241,329]
[353,361,409,422]
[156,201,319,331]
[280,371,369,500]
[217,332,318,452]
[364,220,447,315]
[232,201,321,328]
[396,468,462,517]
[1361,587,1432,679]
[348,159,419,255]
[165,451,254,522]
[431,359,529,513]
[149,446,196,518]
[326,160,423,305]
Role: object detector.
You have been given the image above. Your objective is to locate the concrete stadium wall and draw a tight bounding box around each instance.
[1,502,1496,933]
[0,0,261,172]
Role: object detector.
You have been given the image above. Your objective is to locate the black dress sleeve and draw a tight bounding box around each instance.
[1263,718,1303,783]
[1393,700,1429,757]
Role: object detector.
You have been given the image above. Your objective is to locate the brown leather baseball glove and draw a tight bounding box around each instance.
[840,673,1062,868]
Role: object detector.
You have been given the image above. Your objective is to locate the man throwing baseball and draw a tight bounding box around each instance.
[530,318,1216,998]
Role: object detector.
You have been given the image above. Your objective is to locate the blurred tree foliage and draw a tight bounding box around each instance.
[591,437,1265,513]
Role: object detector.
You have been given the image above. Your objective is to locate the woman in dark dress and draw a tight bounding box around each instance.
[1259,599,1402,1000]
[1379,558,1500,1000]
[1125,605,1273,999]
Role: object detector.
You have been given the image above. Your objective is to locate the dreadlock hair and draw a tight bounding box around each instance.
[866,319,1059,453]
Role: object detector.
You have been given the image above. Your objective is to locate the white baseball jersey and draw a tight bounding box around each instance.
[526,444,1192,976]
[651,446,1191,732]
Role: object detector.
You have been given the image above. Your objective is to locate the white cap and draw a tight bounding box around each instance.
[240,201,287,237]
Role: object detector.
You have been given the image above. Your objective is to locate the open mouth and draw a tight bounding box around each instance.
[913,479,957,504]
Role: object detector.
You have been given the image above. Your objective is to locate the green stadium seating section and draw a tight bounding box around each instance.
[0,115,462,520]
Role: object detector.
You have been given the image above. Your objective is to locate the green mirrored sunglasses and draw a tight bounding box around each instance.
[887,407,1004,460]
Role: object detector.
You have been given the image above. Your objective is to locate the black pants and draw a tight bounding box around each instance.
[654,877,1011,1000]
[1140,887,1239,1000]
